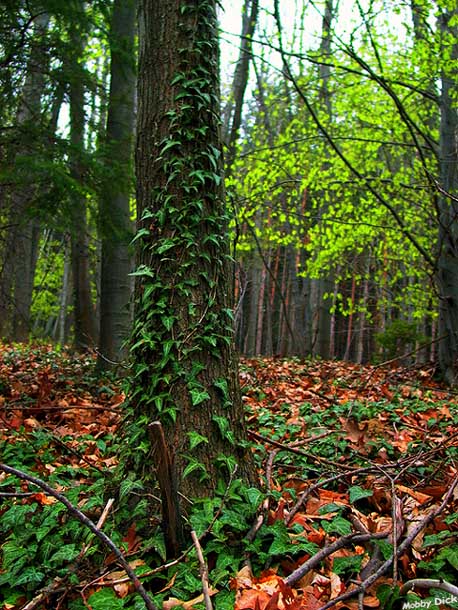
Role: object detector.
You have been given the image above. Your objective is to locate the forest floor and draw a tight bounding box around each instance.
[1,344,458,610]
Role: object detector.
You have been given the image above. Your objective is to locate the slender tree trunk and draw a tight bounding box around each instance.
[97,0,136,370]
[309,0,335,360]
[255,260,267,354]
[329,276,339,359]
[437,6,458,384]
[69,20,96,350]
[244,263,260,355]
[53,235,71,344]
[344,274,356,361]
[223,0,259,170]
[12,219,41,340]
[356,259,370,364]
[0,11,50,341]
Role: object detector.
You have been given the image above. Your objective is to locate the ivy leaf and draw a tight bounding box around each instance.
[212,415,235,444]
[333,554,364,576]
[183,457,209,481]
[268,521,291,555]
[244,487,264,509]
[213,378,229,400]
[161,315,175,331]
[157,239,176,254]
[349,485,373,503]
[160,139,182,154]
[129,265,155,278]
[187,431,209,450]
[190,388,210,406]
[131,227,150,243]
[322,516,352,536]
[87,588,125,610]
[14,567,45,587]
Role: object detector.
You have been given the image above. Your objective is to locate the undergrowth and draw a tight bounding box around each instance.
[1,346,458,608]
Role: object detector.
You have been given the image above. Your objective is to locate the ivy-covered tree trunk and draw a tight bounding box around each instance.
[130,0,257,551]
[97,0,136,370]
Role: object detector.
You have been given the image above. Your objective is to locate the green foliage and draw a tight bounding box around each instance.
[2,352,458,608]
[375,320,428,359]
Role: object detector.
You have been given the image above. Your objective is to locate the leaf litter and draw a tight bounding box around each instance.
[1,346,458,609]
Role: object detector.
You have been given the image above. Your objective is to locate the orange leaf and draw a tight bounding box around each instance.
[30,492,56,505]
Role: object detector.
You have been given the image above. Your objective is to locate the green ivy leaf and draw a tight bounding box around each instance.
[157,239,176,254]
[183,457,209,481]
[244,487,264,509]
[161,316,175,331]
[321,516,352,536]
[49,544,79,565]
[87,587,125,610]
[349,486,373,503]
[333,554,363,576]
[190,388,210,406]
[212,415,235,444]
[14,566,45,587]
[187,431,209,450]
[213,378,229,400]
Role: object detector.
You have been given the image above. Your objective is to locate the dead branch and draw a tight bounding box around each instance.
[317,475,458,609]
[0,463,158,610]
[400,578,458,596]
[191,530,213,610]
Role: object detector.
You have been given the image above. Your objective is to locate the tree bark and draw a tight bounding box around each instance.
[128,0,257,551]
[437,5,458,384]
[0,11,49,341]
[69,15,96,351]
[223,0,259,170]
[97,0,136,370]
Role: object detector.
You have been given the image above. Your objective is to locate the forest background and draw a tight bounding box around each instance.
[3,2,458,609]
[3,0,458,382]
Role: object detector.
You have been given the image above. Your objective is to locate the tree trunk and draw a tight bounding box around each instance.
[223,0,259,170]
[0,11,50,341]
[69,19,96,350]
[309,0,335,360]
[97,0,136,370]
[127,0,257,554]
[437,5,458,385]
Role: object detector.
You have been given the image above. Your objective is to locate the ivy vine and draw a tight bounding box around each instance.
[123,0,239,482]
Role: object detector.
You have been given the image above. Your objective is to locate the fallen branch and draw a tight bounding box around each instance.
[191,530,213,610]
[0,463,158,610]
[249,429,357,471]
[317,474,458,609]
[284,531,389,587]
[21,498,115,610]
[400,578,458,596]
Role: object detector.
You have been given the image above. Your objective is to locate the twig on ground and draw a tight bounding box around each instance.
[83,465,240,591]
[400,578,458,596]
[316,474,458,610]
[191,530,213,610]
[284,531,389,586]
[20,498,115,610]
[249,429,356,471]
[286,465,380,525]
[0,463,158,610]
